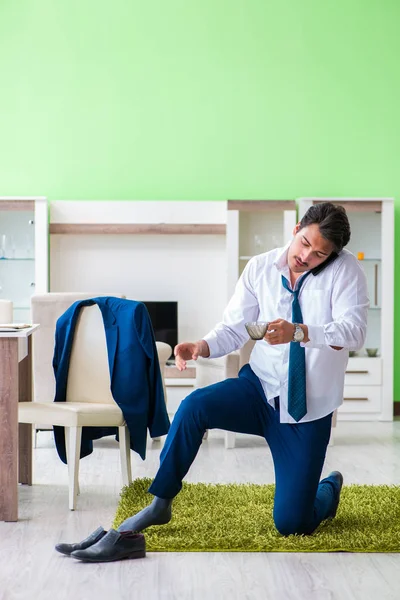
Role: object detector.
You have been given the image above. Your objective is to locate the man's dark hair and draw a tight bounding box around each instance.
[299,202,351,253]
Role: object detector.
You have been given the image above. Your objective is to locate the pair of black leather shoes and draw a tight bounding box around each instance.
[55,526,107,556]
[56,527,146,562]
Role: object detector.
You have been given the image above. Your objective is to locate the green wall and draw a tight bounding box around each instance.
[1,0,399,398]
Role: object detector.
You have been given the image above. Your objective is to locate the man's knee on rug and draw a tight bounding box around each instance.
[273,510,314,537]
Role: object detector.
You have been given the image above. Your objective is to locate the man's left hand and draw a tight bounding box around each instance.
[263,319,295,345]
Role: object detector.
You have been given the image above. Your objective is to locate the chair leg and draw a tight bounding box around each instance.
[64,429,80,496]
[225,431,236,449]
[65,428,69,462]
[66,426,82,510]
[119,426,132,487]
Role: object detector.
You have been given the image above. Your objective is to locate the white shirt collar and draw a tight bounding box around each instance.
[273,241,292,274]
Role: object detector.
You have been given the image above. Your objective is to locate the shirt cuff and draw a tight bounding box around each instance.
[202,332,220,359]
[302,324,326,349]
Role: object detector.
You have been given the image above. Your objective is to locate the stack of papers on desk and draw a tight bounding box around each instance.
[0,323,32,331]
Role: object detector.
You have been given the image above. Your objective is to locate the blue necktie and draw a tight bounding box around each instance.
[281,271,312,422]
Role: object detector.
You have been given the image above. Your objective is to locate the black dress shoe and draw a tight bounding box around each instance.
[71,529,146,563]
[55,526,107,556]
[328,471,344,518]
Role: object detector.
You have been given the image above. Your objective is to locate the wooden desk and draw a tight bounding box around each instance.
[0,325,39,521]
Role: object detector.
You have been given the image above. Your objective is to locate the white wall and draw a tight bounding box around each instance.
[50,201,227,342]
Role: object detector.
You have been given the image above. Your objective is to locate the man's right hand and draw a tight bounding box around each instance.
[174,340,210,371]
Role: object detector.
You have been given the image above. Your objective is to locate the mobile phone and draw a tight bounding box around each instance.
[310,251,339,276]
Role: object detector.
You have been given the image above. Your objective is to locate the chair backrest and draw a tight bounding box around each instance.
[66,304,115,404]
[31,292,125,403]
[67,307,172,405]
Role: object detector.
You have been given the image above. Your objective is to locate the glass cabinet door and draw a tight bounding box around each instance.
[0,208,36,322]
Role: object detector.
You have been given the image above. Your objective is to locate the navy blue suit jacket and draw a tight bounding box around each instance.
[52,297,170,464]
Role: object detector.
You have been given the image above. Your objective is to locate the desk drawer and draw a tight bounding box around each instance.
[344,358,381,386]
[339,385,381,413]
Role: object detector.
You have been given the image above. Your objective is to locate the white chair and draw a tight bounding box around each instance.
[30,292,171,444]
[19,303,171,510]
[31,292,126,445]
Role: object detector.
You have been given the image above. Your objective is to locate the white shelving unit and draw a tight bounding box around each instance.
[227,200,297,297]
[0,197,49,322]
[298,197,394,422]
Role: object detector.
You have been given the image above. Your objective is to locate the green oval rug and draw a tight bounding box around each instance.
[113,478,400,552]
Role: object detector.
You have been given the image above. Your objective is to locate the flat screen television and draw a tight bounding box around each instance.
[142,301,177,361]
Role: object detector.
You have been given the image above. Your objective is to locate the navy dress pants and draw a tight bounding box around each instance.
[149,364,337,536]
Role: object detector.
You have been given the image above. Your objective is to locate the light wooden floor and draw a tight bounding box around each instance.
[1,421,400,600]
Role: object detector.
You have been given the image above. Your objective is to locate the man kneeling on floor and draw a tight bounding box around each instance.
[56,202,368,562]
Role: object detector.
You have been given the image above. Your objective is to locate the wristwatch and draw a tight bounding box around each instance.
[292,323,304,343]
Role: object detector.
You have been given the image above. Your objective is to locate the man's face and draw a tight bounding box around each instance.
[288,223,335,274]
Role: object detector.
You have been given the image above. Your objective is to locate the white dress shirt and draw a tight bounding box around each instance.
[203,242,369,423]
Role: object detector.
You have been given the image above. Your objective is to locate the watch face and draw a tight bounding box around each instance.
[294,326,304,342]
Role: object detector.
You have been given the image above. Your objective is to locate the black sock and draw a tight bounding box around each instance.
[117,496,172,533]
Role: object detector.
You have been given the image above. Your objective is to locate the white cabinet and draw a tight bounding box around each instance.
[298,197,394,421]
[0,197,48,322]
[227,200,297,297]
